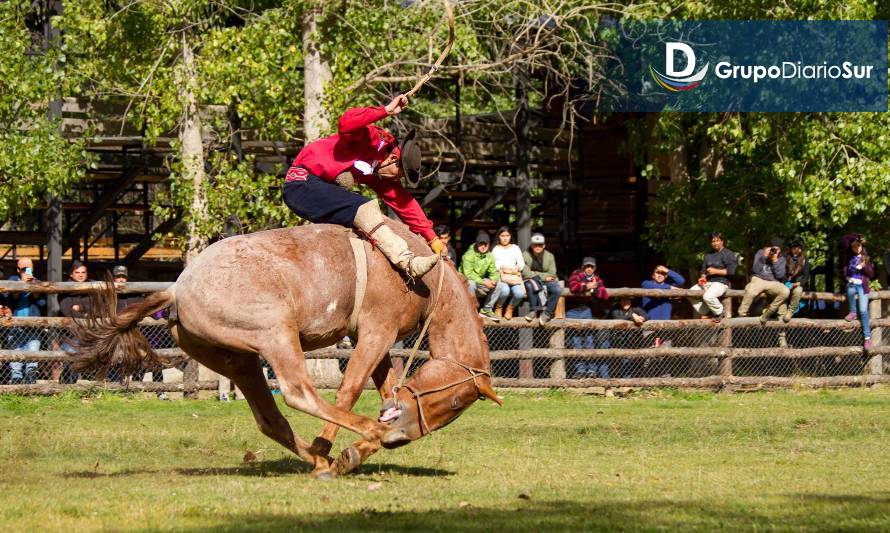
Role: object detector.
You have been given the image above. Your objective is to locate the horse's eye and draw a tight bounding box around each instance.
[450,396,463,410]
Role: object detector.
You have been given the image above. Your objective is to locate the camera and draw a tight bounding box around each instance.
[769,247,778,255]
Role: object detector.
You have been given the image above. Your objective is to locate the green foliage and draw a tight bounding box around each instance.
[0,1,89,219]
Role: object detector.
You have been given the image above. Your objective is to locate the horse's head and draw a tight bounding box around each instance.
[380,261,501,448]
[380,359,501,448]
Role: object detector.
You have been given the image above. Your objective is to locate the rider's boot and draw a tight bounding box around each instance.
[353,202,439,278]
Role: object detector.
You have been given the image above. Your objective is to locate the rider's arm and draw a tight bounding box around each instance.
[364,178,436,242]
[337,106,390,135]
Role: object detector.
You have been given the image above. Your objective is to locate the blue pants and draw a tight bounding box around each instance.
[468,280,505,311]
[847,284,871,339]
[566,306,609,378]
[497,283,526,307]
[525,279,561,315]
[9,339,40,384]
[282,170,370,226]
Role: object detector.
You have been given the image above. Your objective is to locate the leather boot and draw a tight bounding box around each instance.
[494,305,503,318]
[353,202,439,278]
[504,305,514,320]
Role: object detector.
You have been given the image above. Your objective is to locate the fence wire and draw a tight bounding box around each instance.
[0,317,882,388]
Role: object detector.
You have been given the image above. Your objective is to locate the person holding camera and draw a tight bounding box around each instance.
[737,237,789,323]
[6,258,46,385]
[777,239,810,323]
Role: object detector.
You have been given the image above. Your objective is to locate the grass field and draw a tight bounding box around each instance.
[2,388,890,531]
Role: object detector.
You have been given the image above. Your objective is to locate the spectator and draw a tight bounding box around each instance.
[112,265,167,397]
[521,233,560,325]
[566,257,610,377]
[459,231,506,322]
[6,258,46,385]
[842,233,874,350]
[687,232,738,322]
[54,260,91,383]
[434,224,457,263]
[610,297,648,325]
[738,237,789,323]
[609,297,649,378]
[778,239,810,322]
[491,226,526,320]
[641,265,685,320]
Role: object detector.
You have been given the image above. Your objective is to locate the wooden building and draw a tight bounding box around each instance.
[1,98,653,287]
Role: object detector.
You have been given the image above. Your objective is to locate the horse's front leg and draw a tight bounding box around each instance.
[310,331,397,478]
[333,357,399,475]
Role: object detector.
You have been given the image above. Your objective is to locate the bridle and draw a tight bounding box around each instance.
[400,358,492,436]
[391,258,492,437]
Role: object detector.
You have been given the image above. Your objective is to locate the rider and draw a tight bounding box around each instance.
[282,94,443,278]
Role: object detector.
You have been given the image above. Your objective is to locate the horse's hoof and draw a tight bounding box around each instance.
[311,468,336,481]
[335,446,362,475]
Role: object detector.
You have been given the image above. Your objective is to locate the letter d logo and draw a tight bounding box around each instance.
[666,42,696,77]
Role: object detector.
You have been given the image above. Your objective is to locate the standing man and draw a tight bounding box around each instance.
[7,258,46,385]
[687,232,739,322]
[737,238,789,323]
[521,233,561,325]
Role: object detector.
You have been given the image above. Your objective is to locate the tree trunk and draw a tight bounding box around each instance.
[302,1,333,142]
[178,32,208,262]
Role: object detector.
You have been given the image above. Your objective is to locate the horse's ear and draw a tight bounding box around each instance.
[478,381,503,406]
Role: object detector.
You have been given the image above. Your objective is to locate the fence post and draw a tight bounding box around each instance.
[391,340,405,379]
[183,360,199,399]
[868,296,883,377]
[549,327,566,379]
[517,302,534,379]
[719,295,733,382]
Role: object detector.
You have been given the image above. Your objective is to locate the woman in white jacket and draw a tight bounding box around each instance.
[491,226,527,319]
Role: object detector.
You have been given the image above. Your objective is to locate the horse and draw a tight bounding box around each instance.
[71,219,501,478]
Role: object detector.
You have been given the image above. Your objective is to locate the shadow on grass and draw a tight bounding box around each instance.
[158,496,890,532]
[64,458,452,479]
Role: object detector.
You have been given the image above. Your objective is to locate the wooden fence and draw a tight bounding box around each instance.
[0,282,885,394]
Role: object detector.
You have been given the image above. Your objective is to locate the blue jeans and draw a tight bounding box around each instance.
[9,339,40,384]
[497,283,526,307]
[566,306,609,378]
[525,279,562,315]
[847,284,871,339]
[469,280,506,311]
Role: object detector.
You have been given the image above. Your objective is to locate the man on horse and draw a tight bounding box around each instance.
[282,94,443,278]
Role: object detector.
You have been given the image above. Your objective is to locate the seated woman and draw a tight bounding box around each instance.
[282,94,442,278]
[490,226,526,319]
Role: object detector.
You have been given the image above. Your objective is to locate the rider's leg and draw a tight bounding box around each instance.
[353,201,439,278]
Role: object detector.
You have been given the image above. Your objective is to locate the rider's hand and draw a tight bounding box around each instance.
[385,94,409,115]
[429,237,446,256]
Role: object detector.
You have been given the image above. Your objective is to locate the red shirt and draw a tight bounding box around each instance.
[291,106,435,242]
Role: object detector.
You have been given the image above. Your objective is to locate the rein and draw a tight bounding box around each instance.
[396,259,445,390]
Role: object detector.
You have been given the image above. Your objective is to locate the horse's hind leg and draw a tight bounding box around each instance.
[227,355,327,467]
[183,342,326,468]
[262,327,389,444]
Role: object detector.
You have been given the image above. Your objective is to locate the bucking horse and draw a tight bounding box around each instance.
[71,218,500,478]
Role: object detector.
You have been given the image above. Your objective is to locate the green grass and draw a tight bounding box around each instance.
[2,388,890,531]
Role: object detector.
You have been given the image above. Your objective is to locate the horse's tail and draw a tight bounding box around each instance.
[70,277,177,377]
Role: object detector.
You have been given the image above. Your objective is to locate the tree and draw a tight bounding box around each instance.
[0,0,88,221]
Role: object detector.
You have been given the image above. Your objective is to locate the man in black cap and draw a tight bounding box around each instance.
[778,239,809,322]
[738,237,790,323]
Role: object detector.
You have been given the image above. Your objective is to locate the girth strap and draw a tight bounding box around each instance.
[348,237,369,335]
